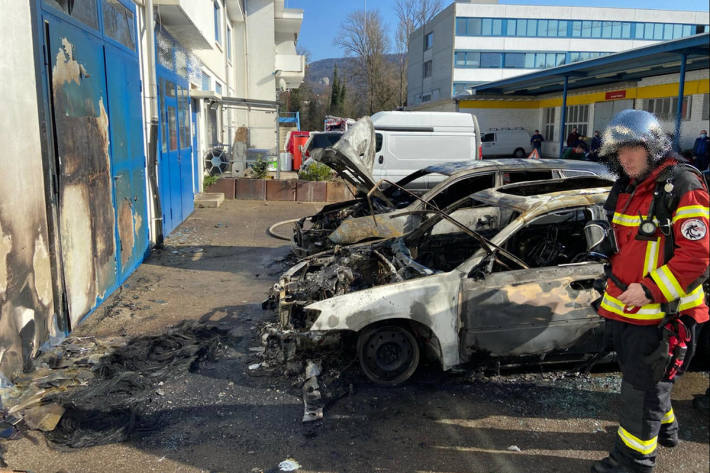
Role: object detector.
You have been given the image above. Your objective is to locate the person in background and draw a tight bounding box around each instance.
[590,130,603,161]
[693,129,709,172]
[531,130,544,155]
[567,126,580,148]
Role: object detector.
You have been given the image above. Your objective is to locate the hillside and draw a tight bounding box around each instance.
[306,54,403,93]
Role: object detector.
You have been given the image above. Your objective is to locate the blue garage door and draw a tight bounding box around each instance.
[156,28,194,236]
[40,0,149,325]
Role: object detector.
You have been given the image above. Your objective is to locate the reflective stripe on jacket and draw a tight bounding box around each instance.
[598,159,710,325]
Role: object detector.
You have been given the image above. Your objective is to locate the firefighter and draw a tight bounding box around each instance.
[592,109,710,473]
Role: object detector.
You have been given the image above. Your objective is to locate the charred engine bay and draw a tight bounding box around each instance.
[274,230,492,329]
[294,193,406,255]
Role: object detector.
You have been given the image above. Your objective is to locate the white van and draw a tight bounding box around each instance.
[480,128,531,159]
[371,111,481,190]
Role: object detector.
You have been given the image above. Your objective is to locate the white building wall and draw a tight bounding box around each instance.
[245,0,277,150]
[409,2,708,107]
[155,0,215,47]
[193,2,229,92]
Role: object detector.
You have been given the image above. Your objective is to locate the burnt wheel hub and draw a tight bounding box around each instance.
[366,329,412,374]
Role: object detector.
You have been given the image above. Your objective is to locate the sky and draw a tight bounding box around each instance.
[286,0,710,62]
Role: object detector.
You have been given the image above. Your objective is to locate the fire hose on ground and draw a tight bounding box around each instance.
[267,218,301,241]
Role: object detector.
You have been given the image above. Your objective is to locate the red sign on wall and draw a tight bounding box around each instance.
[605,90,627,100]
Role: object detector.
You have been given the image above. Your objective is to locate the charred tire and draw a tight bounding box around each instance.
[513,147,526,158]
[357,324,420,386]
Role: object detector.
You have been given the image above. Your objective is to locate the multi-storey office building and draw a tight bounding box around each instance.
[408,0,709,107]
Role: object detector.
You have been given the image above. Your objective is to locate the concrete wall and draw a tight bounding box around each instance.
[407,3,456,106]
[0,1,58,381]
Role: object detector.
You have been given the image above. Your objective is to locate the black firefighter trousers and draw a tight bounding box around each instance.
[606,317,699,472]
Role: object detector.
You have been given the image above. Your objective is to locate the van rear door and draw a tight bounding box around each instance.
[481,132,496,158]
[373,132,386,186]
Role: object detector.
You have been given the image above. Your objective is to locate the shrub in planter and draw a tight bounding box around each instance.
[249,158,269,179]
[203,175,218,189]
[298,159,333,181]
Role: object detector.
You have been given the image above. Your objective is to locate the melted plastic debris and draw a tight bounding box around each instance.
[278,458,301,471]
[0,320,240,449]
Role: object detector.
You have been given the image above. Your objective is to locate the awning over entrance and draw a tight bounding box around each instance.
[459,33,709,154]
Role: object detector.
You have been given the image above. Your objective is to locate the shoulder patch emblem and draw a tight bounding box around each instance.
[680,219,707,241]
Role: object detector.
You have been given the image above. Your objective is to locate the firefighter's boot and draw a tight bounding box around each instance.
[591,456,652,473]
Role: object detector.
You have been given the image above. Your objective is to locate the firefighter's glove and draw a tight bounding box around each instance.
[643,330,671,383]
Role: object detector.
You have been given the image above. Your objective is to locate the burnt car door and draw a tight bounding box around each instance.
[459,206,606,360]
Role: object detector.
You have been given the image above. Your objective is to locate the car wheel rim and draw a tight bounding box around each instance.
[363,328,414,379]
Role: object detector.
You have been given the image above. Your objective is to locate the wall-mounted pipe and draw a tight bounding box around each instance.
[145,0,164,247]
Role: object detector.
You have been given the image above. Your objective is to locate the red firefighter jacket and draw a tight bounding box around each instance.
[598,159,710,325]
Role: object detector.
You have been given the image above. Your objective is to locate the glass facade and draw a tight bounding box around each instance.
[455,17,708,40]
[454,50,609,69]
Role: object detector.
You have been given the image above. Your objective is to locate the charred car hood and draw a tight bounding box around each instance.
[312,117,378,196]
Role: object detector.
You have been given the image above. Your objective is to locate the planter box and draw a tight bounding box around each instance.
[296,181,327,202]
[326,181,352,202]
[208,177,236,199]
[266,179,296,201]
[236,178,266,200]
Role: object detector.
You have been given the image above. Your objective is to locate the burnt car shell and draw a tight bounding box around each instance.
[269,177,614,384]
[294,117,613,256]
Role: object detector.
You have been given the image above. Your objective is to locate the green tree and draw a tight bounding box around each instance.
[329,64,344,116]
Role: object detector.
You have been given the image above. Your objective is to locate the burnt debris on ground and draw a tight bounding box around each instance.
[253,322,359,426]
[0,320,242,451]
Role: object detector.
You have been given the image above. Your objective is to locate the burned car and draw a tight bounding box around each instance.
[294,118,613,256]
[266,176,614,385]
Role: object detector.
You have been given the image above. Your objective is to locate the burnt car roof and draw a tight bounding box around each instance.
[405,176,610,241]
[421,158,614,177]
[471,176,612,212]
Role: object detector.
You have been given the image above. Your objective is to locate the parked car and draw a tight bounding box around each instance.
[481,127,531,158]
[296,117,614,256]
[266,176,615,385]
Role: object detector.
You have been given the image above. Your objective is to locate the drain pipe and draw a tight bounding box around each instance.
[145,0,164,247]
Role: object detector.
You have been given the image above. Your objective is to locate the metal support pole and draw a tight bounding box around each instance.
[559,75,569,158]
[673,53,687,152]
[276,104,281,180]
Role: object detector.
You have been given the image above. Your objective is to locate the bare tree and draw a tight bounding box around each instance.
[336,9,398,115]
[394,0,442,106]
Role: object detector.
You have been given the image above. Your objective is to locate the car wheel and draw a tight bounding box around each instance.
[357,324,420,386]
[513,148,525,158]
